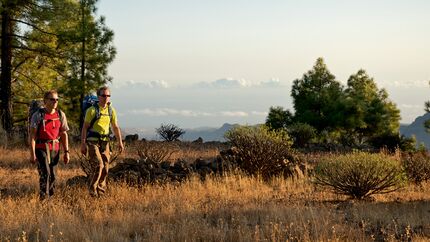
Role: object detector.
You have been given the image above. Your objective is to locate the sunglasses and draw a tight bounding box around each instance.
[49,98,59,102]
[99,94,111,98]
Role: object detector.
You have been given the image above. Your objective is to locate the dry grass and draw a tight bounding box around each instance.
[1,146,430,241]
[124,141,224,163]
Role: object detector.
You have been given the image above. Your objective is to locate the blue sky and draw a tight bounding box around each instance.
[96,0,430,132]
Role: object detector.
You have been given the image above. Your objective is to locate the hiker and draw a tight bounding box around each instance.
[29,90,70,200]
[80,86,124,197]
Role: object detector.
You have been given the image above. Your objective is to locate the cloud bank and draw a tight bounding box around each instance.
[116,80,170,89]
[126,108,267,117]
[380,80,428,88]
[195,77,282,88]
[113,78,284,91]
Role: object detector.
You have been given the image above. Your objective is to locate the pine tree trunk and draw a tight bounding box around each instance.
[0,8,14,138]
[79,0,87,127]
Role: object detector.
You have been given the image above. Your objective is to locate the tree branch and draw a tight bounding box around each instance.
[12,56,32,73]
[11,18,59,37]
[11,44,65,59]
[1,33,58,47]
[13,101,30,105]
[13,71,45,92]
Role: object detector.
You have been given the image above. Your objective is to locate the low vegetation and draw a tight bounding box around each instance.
[313,151,407,199]
[224,125,299,180]
[402,151,430,184]
[156,124,186,142]
[2,141,430,241]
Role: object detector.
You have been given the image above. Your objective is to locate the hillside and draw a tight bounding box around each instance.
[122,123,237,142]
[400,113,430,148]
[182,123,238,142]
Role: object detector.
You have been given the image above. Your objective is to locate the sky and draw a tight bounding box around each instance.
[96,0,430,133]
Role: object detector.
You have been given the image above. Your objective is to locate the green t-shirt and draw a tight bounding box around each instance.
[84,104,117,141]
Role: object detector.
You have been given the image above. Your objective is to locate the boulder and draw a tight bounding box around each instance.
[124,134,139,143]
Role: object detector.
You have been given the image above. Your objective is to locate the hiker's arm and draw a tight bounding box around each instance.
[81,122,90,155]
[112,122,124,153]
[60,131,70,164]
[29,127,37,164]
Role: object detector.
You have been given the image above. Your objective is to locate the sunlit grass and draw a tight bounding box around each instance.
[1,146,430,241]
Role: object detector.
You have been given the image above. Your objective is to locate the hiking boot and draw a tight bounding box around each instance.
[39,194,47,201]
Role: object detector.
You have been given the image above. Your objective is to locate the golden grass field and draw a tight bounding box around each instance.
[1,145,430,241]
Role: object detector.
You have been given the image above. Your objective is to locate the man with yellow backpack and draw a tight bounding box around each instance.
[81,86,124,197]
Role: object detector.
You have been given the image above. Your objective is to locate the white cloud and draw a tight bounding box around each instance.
[399,104,423,110]
[195,77,283,89]
[114,78,284,90]
[380,80,428,88]
[251,111,268,116]
[129,108,212,117]
[195,78,251,88]
[117,80,170,89]
[127,108,265,118]
[258,78,281,87]
[219,111,249,117]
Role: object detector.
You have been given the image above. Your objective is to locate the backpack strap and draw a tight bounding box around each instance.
[35,108,46,134]
[58,109,64,125]
[88,104,100,131]
[108,105,112,121]
[52,109,63,136]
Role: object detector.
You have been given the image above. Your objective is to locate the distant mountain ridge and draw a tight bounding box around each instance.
[122,123,238,142]
[400,113,430,148]
[182,123,238,142]
[122,118,430,145]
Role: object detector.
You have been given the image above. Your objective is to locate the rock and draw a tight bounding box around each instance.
[192,137,203,144]
[160,161,171,170]
[124,134,139,143]
[195,158,210,169]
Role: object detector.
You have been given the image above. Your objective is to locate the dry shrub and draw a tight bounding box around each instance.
[402,151,430,184]
[224,125,298,180]
[136,141,178,163]
[170,141,225,162]
[77,144,121,177]
[314,151,407,199]
[0,124,29,148]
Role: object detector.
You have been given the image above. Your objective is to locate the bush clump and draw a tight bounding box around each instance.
[137,141,178,163]
[402,152,430,184]
[224,125,298,180]
[287,122,316,148]
[314,151,407,199]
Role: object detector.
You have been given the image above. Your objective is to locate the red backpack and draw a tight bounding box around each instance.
[28,100,64,150]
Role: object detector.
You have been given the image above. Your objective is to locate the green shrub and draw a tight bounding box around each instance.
[265,106,293,130]
[287,122,316,147]
[224,125,298,180]
[399,135,417,152]
[369,132,416,152]
[402,152,430,184]
[314,152,406,199]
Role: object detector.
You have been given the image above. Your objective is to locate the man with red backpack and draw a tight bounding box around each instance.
[81,86,124,197]
[29,90,70,200]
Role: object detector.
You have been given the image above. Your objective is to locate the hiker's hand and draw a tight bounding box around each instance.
[30,153,37,164]
[80,143,87,155]
[118,142,124,154]
[64,153,70,165]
